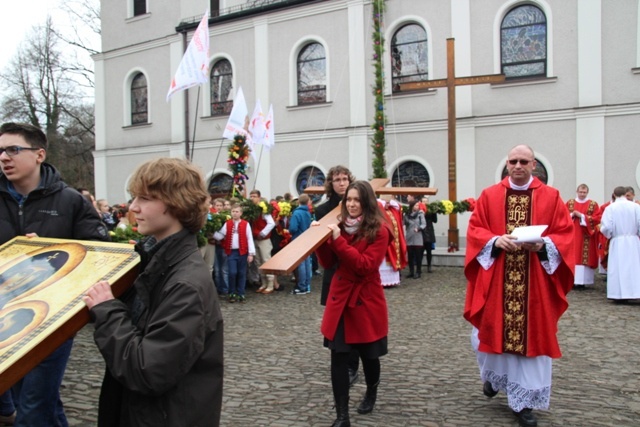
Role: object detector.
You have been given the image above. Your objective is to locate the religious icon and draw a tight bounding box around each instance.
[0,301,48,349]
[0,243,87,308]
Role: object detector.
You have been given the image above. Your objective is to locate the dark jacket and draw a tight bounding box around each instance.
[422,212,437,245]
[315,193,343,306]
[90,229,224,427]
[0,163,109,243]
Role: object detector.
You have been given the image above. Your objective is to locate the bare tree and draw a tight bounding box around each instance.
[0,14,97,190]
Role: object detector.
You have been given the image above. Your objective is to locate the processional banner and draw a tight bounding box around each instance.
[0,237,140,393]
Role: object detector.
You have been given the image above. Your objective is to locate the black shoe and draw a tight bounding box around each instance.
[348,369,359,387]
[406,273,414,279]
[483,381,498,398]
[427,266,433,273]
[356,381,379,414]
[415,272,421,279]
[513,408,537,427]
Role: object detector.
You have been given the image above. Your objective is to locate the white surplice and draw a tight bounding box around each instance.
[600,197,640,299]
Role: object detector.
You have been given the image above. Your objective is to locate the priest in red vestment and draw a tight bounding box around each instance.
[565,184,599,289]
[463,145,574,427]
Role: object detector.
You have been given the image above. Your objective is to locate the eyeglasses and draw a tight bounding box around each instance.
[332,177,350,184]
[0,146,41,157]
[508,159,533,166]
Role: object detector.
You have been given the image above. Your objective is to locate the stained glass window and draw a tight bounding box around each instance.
[131,73,148,125]
[501,5,547,79]
[208,173,233,199]
[297,43,326,105]
[210,59,233,116]
[296,166,325,203]
[391,161,430,203]
[501,158,548,184]
[391,24,428,93]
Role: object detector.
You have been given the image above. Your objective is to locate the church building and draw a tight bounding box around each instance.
[94,0,640,247]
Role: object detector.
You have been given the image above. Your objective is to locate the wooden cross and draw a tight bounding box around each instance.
[259,178,436,275]
[399,38,505,249]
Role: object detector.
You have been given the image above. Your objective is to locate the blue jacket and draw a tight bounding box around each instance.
[288,204,311,239]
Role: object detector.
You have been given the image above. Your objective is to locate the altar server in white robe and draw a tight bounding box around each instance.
[600,186,640,301]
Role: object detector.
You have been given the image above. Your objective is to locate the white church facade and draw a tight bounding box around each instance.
[94,0,640,247]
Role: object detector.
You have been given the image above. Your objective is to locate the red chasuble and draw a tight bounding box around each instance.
[379,201,408,271]
[566,198,600,268]
[463,177,574,358]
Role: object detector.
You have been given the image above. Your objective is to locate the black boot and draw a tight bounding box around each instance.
[332,396,350,427]
[357,381,379,414]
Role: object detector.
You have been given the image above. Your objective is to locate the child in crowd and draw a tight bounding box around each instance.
[212,198,229,296]
[83,157,224,426]
[97,198,117,231]
[214,203,255,303]
[289,193,313,294]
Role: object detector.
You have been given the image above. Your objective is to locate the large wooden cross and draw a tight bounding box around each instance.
[399,38,505,249]
[260,178,436,275]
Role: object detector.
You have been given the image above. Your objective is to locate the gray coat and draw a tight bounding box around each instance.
[404,210,426,247]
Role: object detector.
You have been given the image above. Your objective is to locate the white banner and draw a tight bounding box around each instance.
[222,87,249,140]
[166,10,210,101]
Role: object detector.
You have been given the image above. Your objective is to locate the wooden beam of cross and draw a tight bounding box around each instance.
[259,178,437,275]
[399,38,505,249]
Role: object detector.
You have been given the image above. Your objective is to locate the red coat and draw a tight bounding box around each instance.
[317,224,392,344]
[463,177,574,358]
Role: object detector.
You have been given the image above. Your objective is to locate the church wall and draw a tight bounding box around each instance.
[602,3,640,104]
[604,114,640,195]
[101,45,174,149]
[473,119,576,197]
[100,1,182,53]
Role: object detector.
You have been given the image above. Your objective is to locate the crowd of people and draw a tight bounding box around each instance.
[2,121,639,427]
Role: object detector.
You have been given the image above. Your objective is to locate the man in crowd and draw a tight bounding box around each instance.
[565,184,599,289]
[0,122,109,426]
[464,144,574,427]
[600,186,640,302]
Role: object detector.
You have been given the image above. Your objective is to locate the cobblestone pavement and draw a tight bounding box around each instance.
[60,267,640,426]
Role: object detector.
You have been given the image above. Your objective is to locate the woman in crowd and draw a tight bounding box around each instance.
[404,200,426,279]
[315,180,393,427]
[421,196,438,273]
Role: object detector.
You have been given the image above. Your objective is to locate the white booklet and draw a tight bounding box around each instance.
[511,225,547,244]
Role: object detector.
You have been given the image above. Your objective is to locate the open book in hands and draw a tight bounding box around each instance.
[511,225,547,244]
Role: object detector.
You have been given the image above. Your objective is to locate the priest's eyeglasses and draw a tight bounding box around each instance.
[0,146,41,157]
[508,159,532,166]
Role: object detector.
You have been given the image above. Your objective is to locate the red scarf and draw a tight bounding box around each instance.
[225,219,249,255]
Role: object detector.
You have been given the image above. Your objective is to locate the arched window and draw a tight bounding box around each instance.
[391,161,430,204]
[210,59,233,116]
[297,43,326,105]
[208,173,233,199]
[391,24,428,93]
[295,166,325,203]
[501,158,548,184]
[131,73,148,125]
[501,4,547,79]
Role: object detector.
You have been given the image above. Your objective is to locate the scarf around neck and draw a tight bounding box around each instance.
[343,215,363,235]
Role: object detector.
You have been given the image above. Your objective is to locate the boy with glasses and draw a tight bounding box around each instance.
[0,122,109,426]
